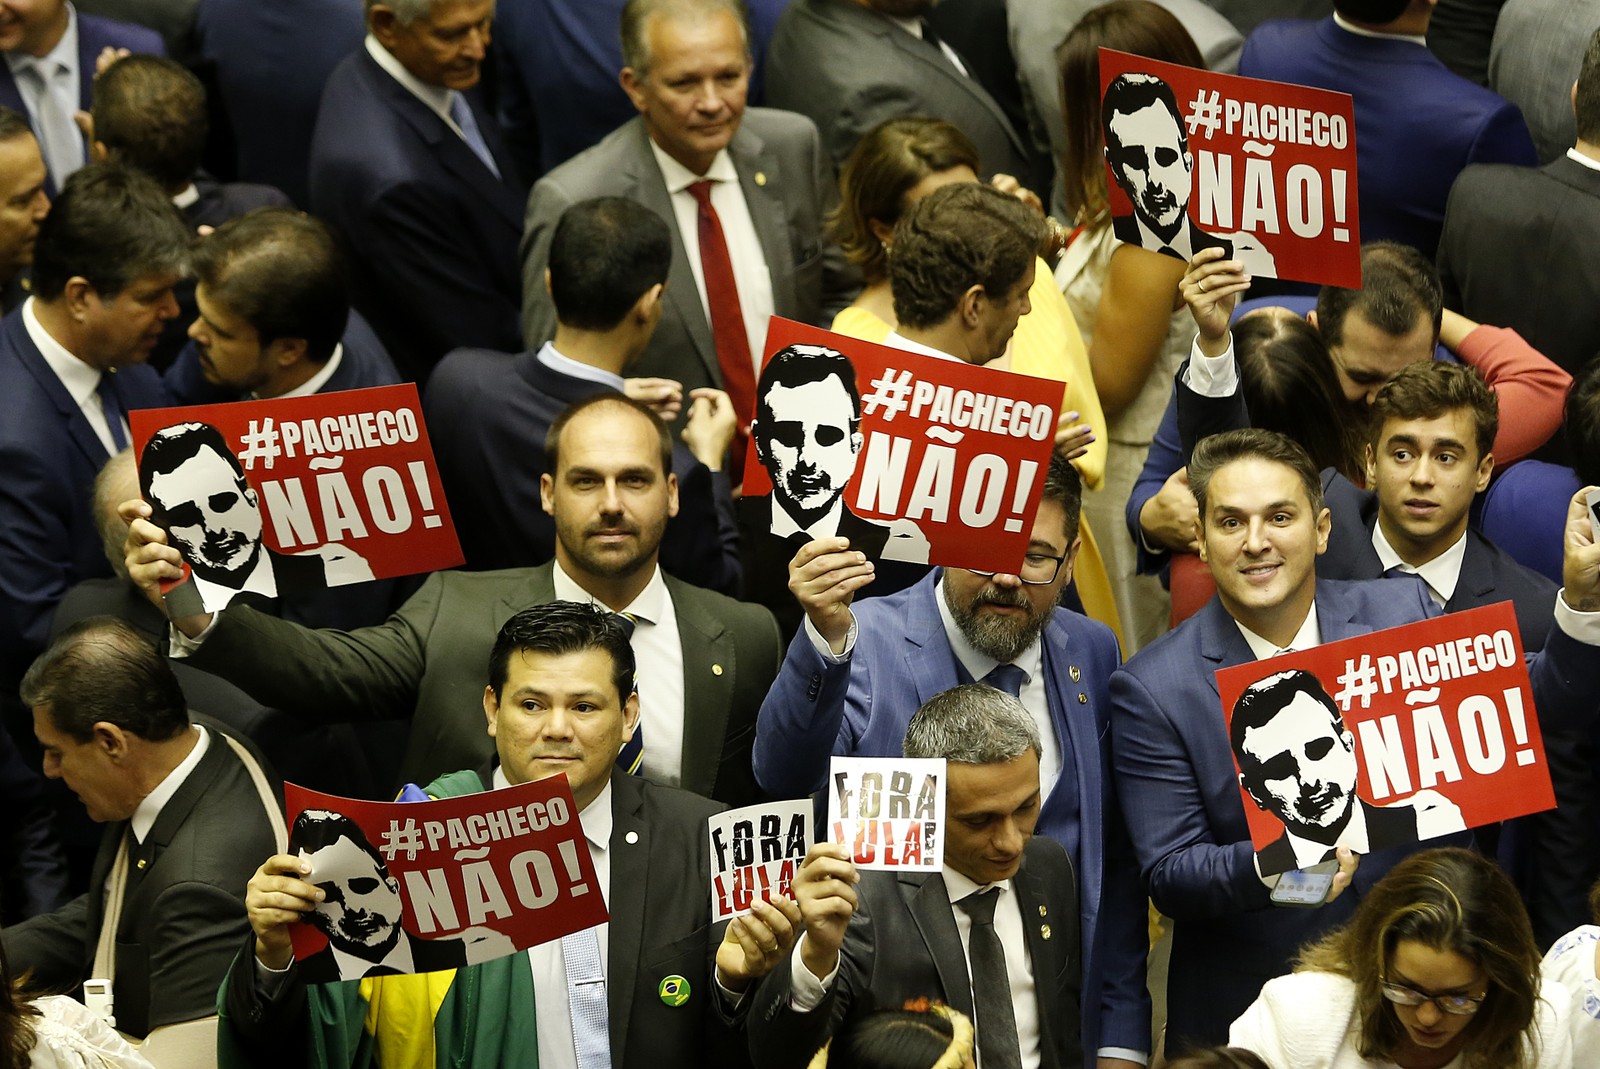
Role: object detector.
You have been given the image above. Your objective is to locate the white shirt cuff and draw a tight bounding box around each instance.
[803,614,857,663]
[787,933,839,1011]
[1181,334,1238,397]
[167,614,220,658]
[713,967,749,1009]
[1554,590,1600,645]
[1098,1048,1150,1065]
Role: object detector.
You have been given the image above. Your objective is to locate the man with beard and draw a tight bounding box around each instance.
[754,452,1152,1069]
[122,394,782,806]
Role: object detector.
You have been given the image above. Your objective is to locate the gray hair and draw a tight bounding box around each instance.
[619,0,750,77]
[904,684,1041,764]
[366,0,437,27]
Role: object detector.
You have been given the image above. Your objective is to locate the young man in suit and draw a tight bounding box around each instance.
[752,683,1083,1069]
[222,602,798,1068]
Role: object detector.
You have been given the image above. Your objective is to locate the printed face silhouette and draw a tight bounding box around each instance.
[1107,99,1192,240]
[757,375,862,521]
[145,442,265,587]
[306,834,404,959]
[1238,690,1358,836]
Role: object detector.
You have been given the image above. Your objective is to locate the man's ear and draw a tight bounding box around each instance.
[1314,506,1331,556]
[539,472,555,516]
[632,282,664,324]
[665,471,679,519]
[619,67,648,113]
[63,276,96,319]
[266,336,308,370]
[369,5,401,49]
[90,140,110,164]
[543,267,553,299]
[1474,450,1494,493]
[1238,770,1270,812]
[1306,310,1319,331]
[958,284,986,330]
[92,721,129,760]
[1363,442,1376,488]
[619,690,642,741]
[482,685,499,737]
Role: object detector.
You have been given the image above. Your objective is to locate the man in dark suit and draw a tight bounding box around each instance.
[0,163,184,710]
[220,602,797,1068]
[124,395,783,805]
[752,683,1082,1069]
[2,617,283,1039]
[1109,427,1600,1053]
[520,0,851,433]
[427,196,740,593]
[1238,0,1537,259]
[1440,25,1600,387]
[0,0,163,191]
[1489,0,1600,164]
[755,453,1148,1069]
[310,0,524,380]
[0,108,48,315]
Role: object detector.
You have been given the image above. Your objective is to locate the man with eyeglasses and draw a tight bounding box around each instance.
[753,450,1153,1069]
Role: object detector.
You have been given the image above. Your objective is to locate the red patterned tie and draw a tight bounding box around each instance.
[688,180,756,470]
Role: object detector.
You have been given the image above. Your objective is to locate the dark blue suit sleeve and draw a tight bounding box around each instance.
[1127,393,1183,576]
[753,628,858,796]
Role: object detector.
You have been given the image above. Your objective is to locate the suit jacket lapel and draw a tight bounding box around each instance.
[127,732,231,899]
[607,772,649,1055]
[498,561,557,618]
[1011,864,1058,1061]
[902,870,974,1017]
[669,579,730,797]
[879,19,1023,154]
[1196,598,1254,699]
[5,311,109,468]
[730,125,794,314]
[1450,533,1497,607]
[1317,582,1369,643]
[903,574,963,707]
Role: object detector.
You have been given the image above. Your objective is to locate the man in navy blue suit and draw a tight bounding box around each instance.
[1110,427,1600,1053]
[309,0,525,380]
[0,0,164,191]
[0,162,185,706]
[754,453,1152,1069]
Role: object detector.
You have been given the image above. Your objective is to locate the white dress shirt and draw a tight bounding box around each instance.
[260,345,344,401]
[648,140,775,372]
[538,342,625,392]
[129,725,210,844]
[23,297,126,455]
[1371,525,1467,609]
[363,35,485,155]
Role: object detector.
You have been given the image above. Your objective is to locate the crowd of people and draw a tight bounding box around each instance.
[0,0,1598,1067]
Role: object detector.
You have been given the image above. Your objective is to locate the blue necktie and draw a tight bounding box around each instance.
[612,613,643,775]
[96,374,128,452]
[562,925,611,1069]
[983,662,1028,698]
[448,92,500,178]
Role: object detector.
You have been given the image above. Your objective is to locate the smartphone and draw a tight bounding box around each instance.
[1269,859,1339,907]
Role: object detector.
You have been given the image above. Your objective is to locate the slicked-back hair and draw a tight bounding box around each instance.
[1316,242,1444,350]
[1233,311,1362,479]
[91,55,207,190]
[21,617,188,743]
[620,0,750,76]
[1333,0,1412,23]
[548,197,672,331]
[1102,72,1188,181]
[138,422,246,506]
[365,0,434,27]
[0,105,34,144]
[1580,28,1600,168]
[544,394,674,479]
[1229,669,1343,758]
[1189,428,1325,518]
[1370,361,1498,463]
[755,343,860,429]
[1297,848,1541,1069]
[831,116,981,284]
[488,602,637,703]
[192,209,349,364]
[1040,451,1083,545]
[1567,354,1600,487]
[1056,1,1204,222]
[30,163,189,301]
[888,182,1046,330]
[904,683,1041,765]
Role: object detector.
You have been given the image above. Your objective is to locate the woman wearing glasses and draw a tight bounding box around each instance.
[1229,847,1571,1068]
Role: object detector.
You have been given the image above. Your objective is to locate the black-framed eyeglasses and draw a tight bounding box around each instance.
[1379,981,1486,1016]
[969,552,1066,586]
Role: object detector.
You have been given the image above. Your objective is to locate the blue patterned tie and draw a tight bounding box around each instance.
[562,925,610,1069]
[448,92,500,178]
[96,374,128,452]
[983,662,1028,698]
[612,613,643,775]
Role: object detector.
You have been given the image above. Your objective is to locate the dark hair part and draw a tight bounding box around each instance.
[1565,349,1600,486]
[1057,2,1204,223]
[889,182,1046,330]
[827,1007,963,1069]
[191,209,349,364]
[755,343,861,430]
[1233,310,1362,479]
[1298,848,1542,1069]
[1164,1049,1272,1069]
[549,197,672,331]
[487,602,637,703]
[832,117,981,283]
[1189,428,1325,518]
[620,0,750,75]
[1370,361,1498,462]
[91,55,207,190]
[1229,668,1343,764]
[20,617,188,743]
[138,422,247,505]
[1102,71,1188,177]
[1316,242,1444,351]
[1579,27,1600,145]
[1333,0,1413,22]
[1040,451,1083,545]
[0,105,34,144]
[291,809,386,871]
[544,394,674,478]
[31,163,189,301]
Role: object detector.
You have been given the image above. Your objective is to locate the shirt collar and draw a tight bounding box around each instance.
[1131,213,1192,259]
[7,3,77,74]
[769,495,845,541]
[130,725,209,843]
[1567,148,1600,174]
[171,183,200,209]
[537,341,625,392]
[942,862,1014,904]
[1371,523,1465,607]
[551,558,668,626]
[650,139,738,191]
[259,344,343,401]
[493,765,613,853]
[189,549,277,607]
[24,296,101,406]
[934,571,1040,686]
[883,330,961,363]
[364,34,453,121]
[1235,600,1322,661]
[1281,801,1368,866]
[1332,12,1427,47]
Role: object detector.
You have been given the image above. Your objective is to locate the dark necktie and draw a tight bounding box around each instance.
[982,663,1027,698]
[612,612,644,775]
[96,374,128,452]
[687,180,756,470]
[958,888,1023,1069]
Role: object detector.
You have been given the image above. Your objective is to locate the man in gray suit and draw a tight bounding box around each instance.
[122,394,783,807]
[1489,0,1600,163]
[520,0,850,438]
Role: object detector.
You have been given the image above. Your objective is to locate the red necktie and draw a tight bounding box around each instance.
[688,180,756,470]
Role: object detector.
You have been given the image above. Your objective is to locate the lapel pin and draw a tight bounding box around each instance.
[1077,692,1088,705]
[1041,924,1052,940]
[136,859,147,870]
[625,831,639,845]
[1038,904,1047,917]
[754,172,767,186]
[659,975,691,1006]
[1068,665,1081,682]
[712,664,724,676]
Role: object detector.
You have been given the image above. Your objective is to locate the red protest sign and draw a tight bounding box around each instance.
[130,384,463,614]
[1217,603,1551,876]
[738,318,1065,573]
[283,777,606,981]
[1099,48,1361,289]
